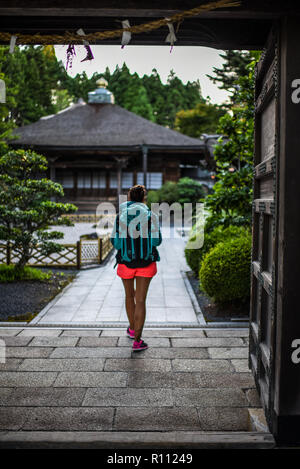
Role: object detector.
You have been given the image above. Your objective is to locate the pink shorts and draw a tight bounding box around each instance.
[117,262,157,279]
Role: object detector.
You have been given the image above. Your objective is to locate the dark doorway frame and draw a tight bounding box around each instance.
[1,1,300,445]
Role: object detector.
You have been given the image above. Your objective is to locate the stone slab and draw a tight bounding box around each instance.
[6,347,54,358]
[22,407,114,431]
[197,407,250,431]
[171,338,244,348]
[131,347,209,359]
[173,388,248,407]
[0,372,57,387]
[0,388,13,405]
[208,347,249,359]
[205,329,249,338]
[7,387,86,407]
[18,358,105,372]
[17,329,62,337]
[127,372,174,388]
[115,407,201,431]
[0,358,24,371]
[0,408,31,430]
[104,358,172,372]
[172,359,234,373]
[50,347,132,359]
[29,337,79,347]
[231,359,251,372]
[61,330,101,337]
[0,337,32,346]
[174,371,256,389]
[77,337,118,347]
[83,388,173,407]
[53,371,128,387]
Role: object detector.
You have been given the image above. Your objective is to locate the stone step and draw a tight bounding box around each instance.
[0,431,275,449]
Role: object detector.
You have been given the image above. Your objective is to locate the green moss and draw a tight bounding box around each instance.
[0,264,52,283]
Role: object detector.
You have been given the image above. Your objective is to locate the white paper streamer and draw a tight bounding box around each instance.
[121,20,131,48]
[76,28,89,45]
[9,35,17,54]
[165,19,177,52]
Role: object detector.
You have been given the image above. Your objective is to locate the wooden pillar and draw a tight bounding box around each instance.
[117,162,122,199]
[142,145,148,188]
[105,171,110,197]
[50,166,56,182]
[50,165,56,202]
[272,15,300,444]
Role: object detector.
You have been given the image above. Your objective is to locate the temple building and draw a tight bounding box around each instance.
[10,79,214,212]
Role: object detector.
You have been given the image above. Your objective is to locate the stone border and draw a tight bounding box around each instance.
[182,270,249,329]
[181,270,206,326]
[0,431,275,449]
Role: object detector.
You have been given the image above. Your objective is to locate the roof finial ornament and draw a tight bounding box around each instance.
[96,78,108,89]
[88,79,114,104]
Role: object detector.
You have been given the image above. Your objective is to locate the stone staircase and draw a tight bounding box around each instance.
[0,326,275,449]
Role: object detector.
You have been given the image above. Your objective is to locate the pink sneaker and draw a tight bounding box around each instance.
[132,339,148,352]
[126,326,135,339]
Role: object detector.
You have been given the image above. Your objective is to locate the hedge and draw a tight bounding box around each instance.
[184,224,250,277]
[199,234,252,303]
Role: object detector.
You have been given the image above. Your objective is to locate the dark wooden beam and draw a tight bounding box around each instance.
[0,0,300,16]
[0,2,299,49]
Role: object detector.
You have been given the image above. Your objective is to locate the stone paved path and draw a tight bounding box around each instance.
[0,326,273,448]
[32,227,199,326]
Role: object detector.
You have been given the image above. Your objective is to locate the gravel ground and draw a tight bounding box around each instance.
[186,271,249,322]
[0,269,77,322]
[48,223,112,244]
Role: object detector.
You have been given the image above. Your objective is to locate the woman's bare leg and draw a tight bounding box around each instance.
[134,276,152,341]
[121,278,135,330]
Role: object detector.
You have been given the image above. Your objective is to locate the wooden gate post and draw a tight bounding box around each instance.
[98,237,102,264]
[76,240,81,269]
[6,242,11,265]
[272,15,300,444]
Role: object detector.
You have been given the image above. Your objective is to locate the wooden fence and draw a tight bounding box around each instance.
[63,214,101,223]
[62,213,115,223]
[0,234,113,269]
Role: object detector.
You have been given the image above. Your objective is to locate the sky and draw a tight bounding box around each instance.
[54,45,230,105]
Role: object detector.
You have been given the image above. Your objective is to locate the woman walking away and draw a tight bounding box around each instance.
[110,185,162,352]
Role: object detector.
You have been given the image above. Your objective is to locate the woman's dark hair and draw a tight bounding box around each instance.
[128,184,147,202]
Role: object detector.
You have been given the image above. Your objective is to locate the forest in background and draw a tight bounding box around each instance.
[0,45,226,139]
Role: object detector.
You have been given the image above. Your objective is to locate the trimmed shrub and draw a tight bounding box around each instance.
[184,224,250,277]
[199,234,252,303]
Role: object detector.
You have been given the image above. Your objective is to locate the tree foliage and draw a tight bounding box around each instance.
[174,101,227,138]
[0,149,77,269]
[204,51,261,231]
[206,50,256,97]
[0,45,64,127]
[147,177,205,207]
[0,46,204,129]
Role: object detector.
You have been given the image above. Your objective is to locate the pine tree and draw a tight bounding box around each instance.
[206,50,257,97]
